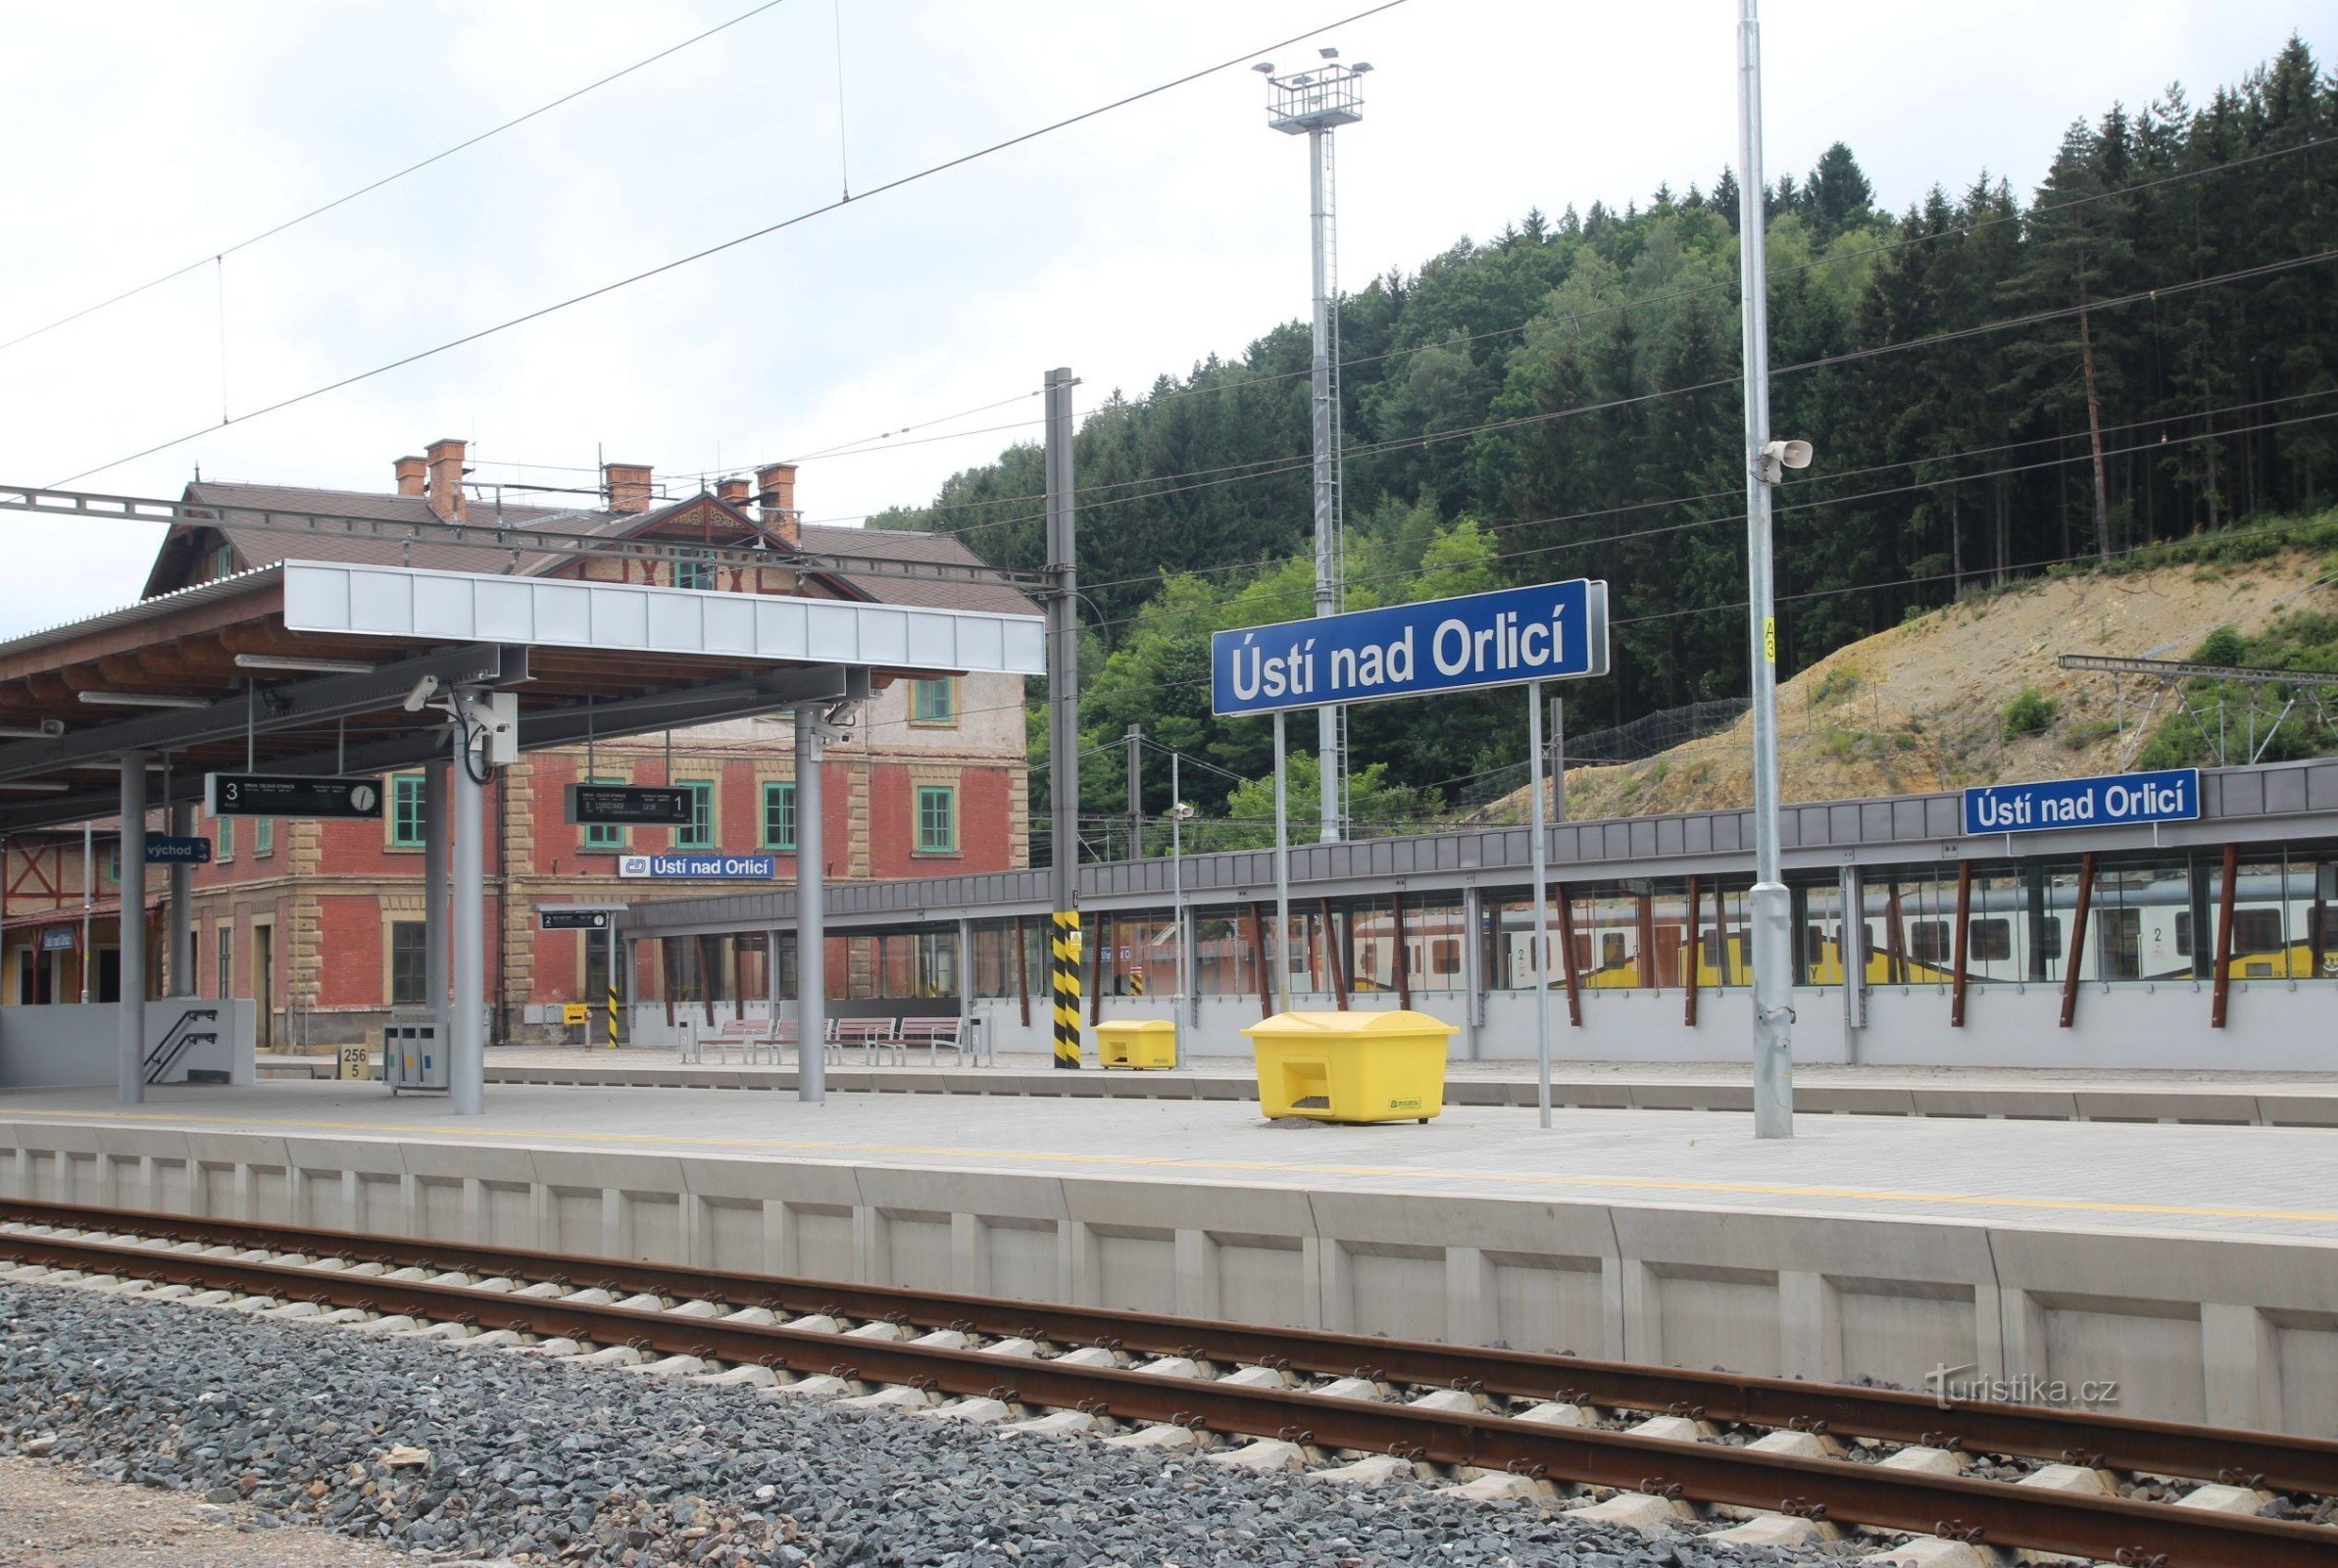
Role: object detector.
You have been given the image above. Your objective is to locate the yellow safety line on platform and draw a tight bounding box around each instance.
[7,1104,2335,1227]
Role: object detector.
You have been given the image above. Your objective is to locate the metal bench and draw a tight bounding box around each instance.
[896,1017,975,1066]
[757,1015,841,1067]
[832,1016,900,1065]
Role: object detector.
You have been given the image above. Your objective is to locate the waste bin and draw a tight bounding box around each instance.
[382,1010,448,1095]
[1242,1009,1456,1123]
[1097,1018,1177,1070]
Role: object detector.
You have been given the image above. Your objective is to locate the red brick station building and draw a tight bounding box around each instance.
[0,440,1035,1046]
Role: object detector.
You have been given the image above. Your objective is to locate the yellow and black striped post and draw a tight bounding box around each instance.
[1050,909,1082,1068]
[604,982,621,1049]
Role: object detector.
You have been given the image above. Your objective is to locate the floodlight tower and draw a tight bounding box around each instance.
[1259,49,1370,843]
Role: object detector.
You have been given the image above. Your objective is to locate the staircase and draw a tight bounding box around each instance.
[143,1005,221,1084]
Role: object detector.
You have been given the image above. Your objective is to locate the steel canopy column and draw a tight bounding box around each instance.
[117,751,148,1104]
[423,761,449,1048]
[449,721,485,1116]
[1044,366,1083,1069]
[168,802,193,996]
[794,704,826,1102]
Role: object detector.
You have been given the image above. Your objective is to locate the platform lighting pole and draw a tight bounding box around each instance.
[1527,685,1552,1129]
[1124,723,1142,861]
[168,799,193,996]
[117,751,147,1104]
[794,705,826,1102]
[1271,711,1292,1013]
[1044,366,1084,1068]
[448,703,486,1116]
[1737,0,1796,1140]
[423,760,449,1050]
[1261,51,1370,844]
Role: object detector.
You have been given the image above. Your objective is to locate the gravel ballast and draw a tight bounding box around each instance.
[0,1283,1817,1567]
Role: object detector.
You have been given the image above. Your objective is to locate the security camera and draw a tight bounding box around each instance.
[401,673,441,712]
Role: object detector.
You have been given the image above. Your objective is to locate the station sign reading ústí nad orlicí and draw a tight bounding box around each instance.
[1962,767,2202,837]
[1210,579,1611,717]
[617,854,775,880]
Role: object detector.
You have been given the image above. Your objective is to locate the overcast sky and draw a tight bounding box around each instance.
[0,0,2325,635]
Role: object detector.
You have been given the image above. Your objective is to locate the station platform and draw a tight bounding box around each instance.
[257,1044,2338,1126]
[5,1077,2335,1437]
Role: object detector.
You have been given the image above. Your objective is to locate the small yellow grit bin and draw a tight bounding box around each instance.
[1242,1009,1456,1123]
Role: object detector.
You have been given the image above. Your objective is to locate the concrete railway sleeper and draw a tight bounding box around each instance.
[1,1207,2333,1566]
[0,1196,2326,1496]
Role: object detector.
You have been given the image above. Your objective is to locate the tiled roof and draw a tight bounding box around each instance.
[157,482,1036,616]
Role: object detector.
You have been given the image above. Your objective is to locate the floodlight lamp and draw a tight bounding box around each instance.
[1319,45,1339,58]
[1351,62,1373,74]
[1252,61,1274,74]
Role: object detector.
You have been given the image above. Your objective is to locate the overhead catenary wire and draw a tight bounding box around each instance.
[683,134,2338,535]
[50,0,1415,489]
[637,132,2338,520]
[0,0,798,358]
[783,244,2338,552]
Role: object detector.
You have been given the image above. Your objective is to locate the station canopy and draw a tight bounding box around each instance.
[0,558,1044,834]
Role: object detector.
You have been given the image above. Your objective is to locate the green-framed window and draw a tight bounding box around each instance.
[674,549,715,591]
[103,843,120,885]
[916,785,957,854]
[389,774,426,849]
[762,781,797,851]
[583,777,627,851]
[911,678,955,724]
[255,817,274,856]
[674,780,715,850]
[215,815,234,860]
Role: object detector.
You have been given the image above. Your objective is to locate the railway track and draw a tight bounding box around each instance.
[1,1197,2331,1567]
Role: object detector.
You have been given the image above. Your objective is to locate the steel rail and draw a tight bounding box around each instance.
[2,1197,2327,1498]
[3,1227,2329,1567]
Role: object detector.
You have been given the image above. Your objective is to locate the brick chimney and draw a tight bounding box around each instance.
[755,463,800,550]
[394,455,427,497]
[604,461,653,514]
[715,477,752,511]
[424,437,468,522]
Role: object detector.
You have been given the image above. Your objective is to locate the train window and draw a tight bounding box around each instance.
[2099,908,2141,980]
[2035,919,2064,960]
[2231,910,2285,954]
[2173,911,2193,957]
[1967,918,2012,962]
[1601,932,1625,969]
[2315,907,2338,946]
[1908,920,1949,965]
[1700,932,1721,967]
[1429,939,1460,975]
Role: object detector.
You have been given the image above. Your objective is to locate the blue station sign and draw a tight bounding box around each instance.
[617,853,775,881]
[144,835,213,864]
[1963,767,2201,837]
[1211,579,1610,717]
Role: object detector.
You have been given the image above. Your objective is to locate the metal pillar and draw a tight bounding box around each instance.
[79,823,92,1004]
[448,711,485,1116]
[795,704,827,1101]
[605,919,621,1048]
[117,752,147,1104]
[1736,0,1793,1139]
[1309,124,1343,842]
[1272,710,1292,1012]
[1044,365,1083,1068]
[1123,723,1141,862]
[1527,682,1553,1129]
[168,802,193,995]
[1548,696,1567,823]
[423,760,449,1045]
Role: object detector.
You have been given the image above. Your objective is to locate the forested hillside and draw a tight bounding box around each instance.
[875,39,2338,835]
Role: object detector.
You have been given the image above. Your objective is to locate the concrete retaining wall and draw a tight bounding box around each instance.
[0,1002,256,1089]
[5,1115,2332,1437]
